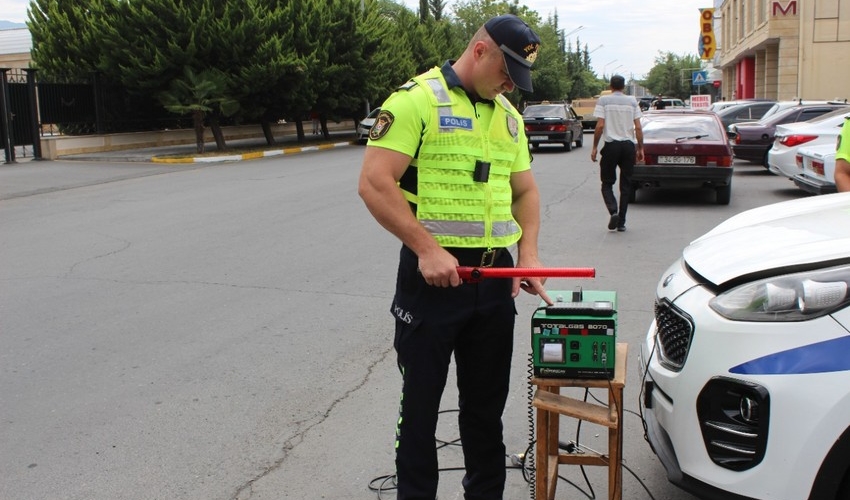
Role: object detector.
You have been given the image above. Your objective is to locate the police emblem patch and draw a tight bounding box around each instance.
[369,110,395,141]
[506,115,519,140]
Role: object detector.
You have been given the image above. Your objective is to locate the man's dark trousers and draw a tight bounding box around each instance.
[392,245,516,500]
[599,139,636,224]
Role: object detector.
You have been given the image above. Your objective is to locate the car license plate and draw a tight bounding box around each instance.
[658,156,696,164]
[530,136,547,141]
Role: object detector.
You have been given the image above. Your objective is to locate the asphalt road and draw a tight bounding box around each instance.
[0,141,808,500]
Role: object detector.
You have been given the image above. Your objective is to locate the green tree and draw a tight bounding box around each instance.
[158,67,239,153]
[28,0,118,81]
[26,0,585,145]
[523,18,567,104]
[429,0,447,21]
[452,0,539,42]
[643,51,703,100]
[359,0,418,110]
[311,0,385,137]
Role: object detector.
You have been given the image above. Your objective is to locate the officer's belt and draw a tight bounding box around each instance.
[446,247,508,268]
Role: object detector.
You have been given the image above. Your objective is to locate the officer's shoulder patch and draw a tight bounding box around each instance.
[369,110,395,141]
[398,81,418,91]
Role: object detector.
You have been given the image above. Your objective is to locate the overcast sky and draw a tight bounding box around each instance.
[396,0,721,77]
[1,0,719,77]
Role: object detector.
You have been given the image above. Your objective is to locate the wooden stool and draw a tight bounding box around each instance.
[531,343,628,500]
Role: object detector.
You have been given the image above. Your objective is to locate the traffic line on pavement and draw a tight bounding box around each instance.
[151,140,355,164]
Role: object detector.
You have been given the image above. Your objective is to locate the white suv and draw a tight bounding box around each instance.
[640,193,850,500]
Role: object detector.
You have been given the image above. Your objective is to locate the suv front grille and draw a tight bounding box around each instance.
[654,300,694,371]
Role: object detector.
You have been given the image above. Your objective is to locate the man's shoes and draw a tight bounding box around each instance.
[607,213,620,230]
[617,225,626,232]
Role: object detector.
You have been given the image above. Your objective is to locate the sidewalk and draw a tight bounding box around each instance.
[5,129,359,164]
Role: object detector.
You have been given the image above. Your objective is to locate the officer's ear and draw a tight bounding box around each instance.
[473,40,491,62]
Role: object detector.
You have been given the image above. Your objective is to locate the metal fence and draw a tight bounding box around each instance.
[1,68,194,163]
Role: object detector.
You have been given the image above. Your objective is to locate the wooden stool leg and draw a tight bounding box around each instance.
[535,393,548,500]
[535,386,562,500]
[607,385,624,500]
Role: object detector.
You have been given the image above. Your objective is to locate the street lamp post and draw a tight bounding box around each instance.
[603,59,618,77]
[564,25,585,38]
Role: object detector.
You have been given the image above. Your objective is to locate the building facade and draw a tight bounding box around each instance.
[718,0,850,102]
[0,28,32,69]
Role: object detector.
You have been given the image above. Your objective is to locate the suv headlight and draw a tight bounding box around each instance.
[709,264,850,321]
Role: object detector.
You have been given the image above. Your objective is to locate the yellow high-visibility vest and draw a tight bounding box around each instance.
[401,68,523,249]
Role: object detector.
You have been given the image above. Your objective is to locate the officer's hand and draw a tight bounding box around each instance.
[418,248,461,288]
[512,256,553,305]
[515,277,553,305]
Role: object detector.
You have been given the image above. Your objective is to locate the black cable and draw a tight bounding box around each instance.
[368,318,663,500]
[637,336,658,444]
[368,390,662,500]
[525,351,536,499]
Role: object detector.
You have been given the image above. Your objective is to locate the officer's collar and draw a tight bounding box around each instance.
[441,60,494,105]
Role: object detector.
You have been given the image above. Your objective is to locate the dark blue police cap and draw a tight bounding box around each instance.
[484,14,540,92]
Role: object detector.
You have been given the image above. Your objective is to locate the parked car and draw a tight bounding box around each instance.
[793,143,838,195]
[640,192,850,500]
[728,103,848,167]
[768,107,850,179]
[757,99,845,124]
[652,98,687,109]
[356,107,381,144]
[631,110,734,204]
[522,101,584,151]
[708,98,773,113]
[715,100,777,130]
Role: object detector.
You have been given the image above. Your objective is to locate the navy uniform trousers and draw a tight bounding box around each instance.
[392,244,516,500]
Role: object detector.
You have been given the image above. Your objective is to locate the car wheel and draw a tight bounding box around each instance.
[575,133,583,148]
[762,150,770,169]
[716,183,732,205]
[628,183,638,203]
[564,133,573,151]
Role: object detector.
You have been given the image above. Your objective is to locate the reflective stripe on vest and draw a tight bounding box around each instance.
[420,220,519,239]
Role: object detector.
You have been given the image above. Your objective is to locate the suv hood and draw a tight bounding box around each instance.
[682,193,850,285]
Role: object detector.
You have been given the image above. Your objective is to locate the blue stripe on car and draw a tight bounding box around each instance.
[730,335,850,375]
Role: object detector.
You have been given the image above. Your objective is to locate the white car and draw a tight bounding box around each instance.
[768,107,850,179]
[640,192,850,500]
[356,107,381,144]
[653,98,687,109]
[708,99,774,113]
[760,99,836,121]
[793,143,838,195]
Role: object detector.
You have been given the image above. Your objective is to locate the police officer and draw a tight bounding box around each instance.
[358,14,551,500]
[834,117,850,192]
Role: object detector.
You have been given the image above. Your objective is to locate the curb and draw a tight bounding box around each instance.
[150,140,357,164]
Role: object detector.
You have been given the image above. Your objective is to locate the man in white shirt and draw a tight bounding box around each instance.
[590,75,644,231]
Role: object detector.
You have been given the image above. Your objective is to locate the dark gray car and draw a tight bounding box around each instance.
[522,102,584,151]
[716,100,777,132]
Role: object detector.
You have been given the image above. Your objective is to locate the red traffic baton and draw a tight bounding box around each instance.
[456,266,596,283]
